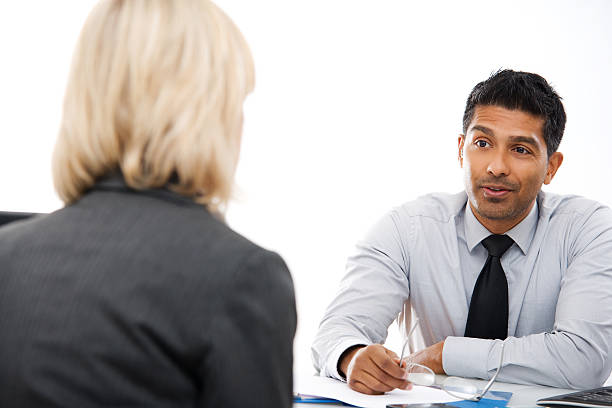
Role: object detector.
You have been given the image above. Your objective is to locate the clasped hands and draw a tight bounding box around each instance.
[339,341,445,395]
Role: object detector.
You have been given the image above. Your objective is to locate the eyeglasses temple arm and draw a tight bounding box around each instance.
[399,317,421,364]
[475,340,506,400]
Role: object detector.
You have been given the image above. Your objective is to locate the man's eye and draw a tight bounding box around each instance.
[476,140,489,148]
[514,146,530,154]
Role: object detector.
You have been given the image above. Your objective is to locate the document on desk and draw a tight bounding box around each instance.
[296,375,461,408]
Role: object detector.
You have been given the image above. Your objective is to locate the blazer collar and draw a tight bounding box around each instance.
[91,174,202,208]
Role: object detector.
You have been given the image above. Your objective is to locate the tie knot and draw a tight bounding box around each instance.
[481,234,514,258]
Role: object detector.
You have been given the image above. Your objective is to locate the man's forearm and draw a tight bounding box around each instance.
[444,333,611,389]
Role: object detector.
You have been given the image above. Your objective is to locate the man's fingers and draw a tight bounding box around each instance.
[359,350,412,391]
[362,363,412,391]
[370,346,407,379]
[346,344,412,395]
[352,365,413,393]
[357,368,396,393]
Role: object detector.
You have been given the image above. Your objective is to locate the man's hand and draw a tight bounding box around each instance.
[406,340,446,374]
[339,344,412,395]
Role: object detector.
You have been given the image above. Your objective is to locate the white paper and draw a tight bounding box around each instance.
[296,375,461,408]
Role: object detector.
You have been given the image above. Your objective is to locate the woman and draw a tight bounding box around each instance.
[0,1,296,406]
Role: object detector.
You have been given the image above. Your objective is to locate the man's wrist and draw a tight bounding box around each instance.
[338,345,366,379]
[403,340,446,374]
[433,340,446,374]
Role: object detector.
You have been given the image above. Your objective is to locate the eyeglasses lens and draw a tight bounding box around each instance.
[403,362,436,386]
[442,376,480,399]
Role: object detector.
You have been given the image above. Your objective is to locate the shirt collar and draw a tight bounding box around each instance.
[464,199,539,255]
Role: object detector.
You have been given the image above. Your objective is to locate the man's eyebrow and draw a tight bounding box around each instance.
[470,126,542,150]
[469,125,494,136]
[508,135,541,150]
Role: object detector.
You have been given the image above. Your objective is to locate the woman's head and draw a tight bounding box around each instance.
[53,0,254,212]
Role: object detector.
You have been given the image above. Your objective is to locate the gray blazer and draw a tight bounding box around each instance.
[0,176,296,407]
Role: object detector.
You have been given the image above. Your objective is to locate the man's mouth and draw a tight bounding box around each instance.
[482,185,513,197]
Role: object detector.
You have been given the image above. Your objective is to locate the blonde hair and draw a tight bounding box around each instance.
[52,0,254,213]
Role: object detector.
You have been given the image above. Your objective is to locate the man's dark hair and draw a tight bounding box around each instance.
[462,69,566,157]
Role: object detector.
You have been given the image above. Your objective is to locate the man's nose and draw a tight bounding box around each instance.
[487,150,510,177]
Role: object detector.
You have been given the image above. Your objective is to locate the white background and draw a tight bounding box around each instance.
[1,1,611,376]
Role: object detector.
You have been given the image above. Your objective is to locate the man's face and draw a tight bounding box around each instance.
[459,105,563,233]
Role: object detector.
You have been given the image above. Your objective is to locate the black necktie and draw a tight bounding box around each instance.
[464,234,514,340]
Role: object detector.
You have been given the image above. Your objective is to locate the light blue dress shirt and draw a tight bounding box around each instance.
[312,191,612,389]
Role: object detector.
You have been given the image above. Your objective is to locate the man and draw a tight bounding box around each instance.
[312,69,612,393]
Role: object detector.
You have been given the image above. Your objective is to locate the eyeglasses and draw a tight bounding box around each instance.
[398,318,506,402]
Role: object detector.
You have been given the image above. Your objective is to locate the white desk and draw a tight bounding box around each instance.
[294,375,575,408]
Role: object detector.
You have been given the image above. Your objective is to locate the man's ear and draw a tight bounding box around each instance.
[458,134,465,167]
[544,152,564,185]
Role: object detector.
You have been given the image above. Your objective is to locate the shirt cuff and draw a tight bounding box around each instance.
[442,336,494,379]
[325,338,371,381]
